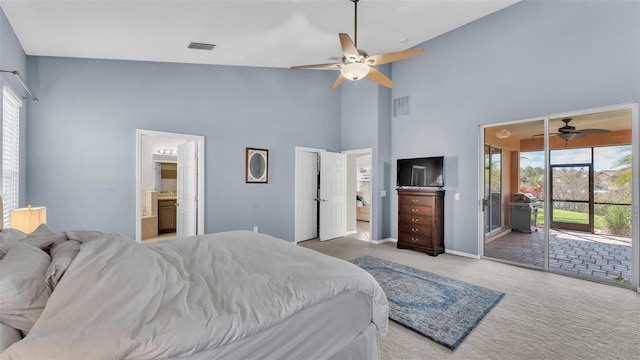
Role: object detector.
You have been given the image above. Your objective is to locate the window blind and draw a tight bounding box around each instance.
[3,86,22,228]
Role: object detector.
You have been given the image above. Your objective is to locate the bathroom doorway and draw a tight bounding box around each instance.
[135,129,205,242]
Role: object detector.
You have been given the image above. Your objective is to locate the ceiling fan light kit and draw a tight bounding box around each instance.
[291,0,424,91]
[557,132,577,141]
[341,62,370,80]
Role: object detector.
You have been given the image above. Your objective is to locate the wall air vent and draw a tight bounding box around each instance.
[393,95,410,117]
[188,42,216,50]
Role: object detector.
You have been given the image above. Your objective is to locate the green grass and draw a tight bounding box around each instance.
[536,208,605,229]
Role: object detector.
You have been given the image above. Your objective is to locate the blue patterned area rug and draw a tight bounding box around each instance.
[352,256,504,350]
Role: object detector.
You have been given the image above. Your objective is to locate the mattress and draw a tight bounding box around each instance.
[178,290,375,360]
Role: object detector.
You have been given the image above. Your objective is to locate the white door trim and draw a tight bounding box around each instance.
[135,129,205,242]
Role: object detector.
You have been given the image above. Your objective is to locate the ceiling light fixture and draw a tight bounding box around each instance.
[290,0,424,91]
[340,62,370,81]
[557,133,577,141]
[157,149,176,155]
[495,129,511,139]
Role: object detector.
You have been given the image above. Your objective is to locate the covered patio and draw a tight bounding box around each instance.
[485,228,632,283]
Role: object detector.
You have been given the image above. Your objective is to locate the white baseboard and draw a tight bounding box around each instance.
[345,230,357,236]
[370,237,397,245]
[445,248,480,259]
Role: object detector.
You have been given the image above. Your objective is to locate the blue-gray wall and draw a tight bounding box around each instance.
[0,7,28,207]
[390,0,640,254]
[6,1,640,250]
[340,63,392,240]
[25,56,340,240]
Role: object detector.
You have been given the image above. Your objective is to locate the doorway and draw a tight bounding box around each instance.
[480,104,638,290]
[294,147,347,243]
[345,149,372,242]
[135,129,205,242]
[550,163,593,233]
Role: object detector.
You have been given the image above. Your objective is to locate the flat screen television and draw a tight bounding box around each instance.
[396,156,444,188]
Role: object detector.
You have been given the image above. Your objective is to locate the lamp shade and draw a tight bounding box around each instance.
[340,63,370,81]
[10,206,46,233]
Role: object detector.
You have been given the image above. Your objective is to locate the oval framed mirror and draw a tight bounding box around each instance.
[246,148,268,183]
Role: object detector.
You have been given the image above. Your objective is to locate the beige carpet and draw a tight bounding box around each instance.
[299,237,640,360]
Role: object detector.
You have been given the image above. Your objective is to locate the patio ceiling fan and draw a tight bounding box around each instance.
[534,118,609,142]
[290,0,424,91]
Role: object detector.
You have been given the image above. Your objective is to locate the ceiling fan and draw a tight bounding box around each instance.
[534,118,609,141]
[290,0,424,91]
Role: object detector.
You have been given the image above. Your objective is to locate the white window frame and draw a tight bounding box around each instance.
[3,85,22,228]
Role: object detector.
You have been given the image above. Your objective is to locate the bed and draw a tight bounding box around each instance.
[0,226,388,359]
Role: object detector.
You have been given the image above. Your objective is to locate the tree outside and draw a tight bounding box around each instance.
[519,146,631,237]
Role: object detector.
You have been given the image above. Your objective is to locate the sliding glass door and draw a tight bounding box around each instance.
[482,105,637,289]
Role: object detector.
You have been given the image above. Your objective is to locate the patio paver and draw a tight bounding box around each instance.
[484,228,632,283]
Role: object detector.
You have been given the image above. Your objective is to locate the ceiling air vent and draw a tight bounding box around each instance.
[188,42,216,51]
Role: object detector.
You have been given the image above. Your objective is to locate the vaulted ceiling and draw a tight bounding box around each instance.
[1,0,518,68]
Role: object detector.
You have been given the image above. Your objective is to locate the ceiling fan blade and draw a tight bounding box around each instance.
[532,133,560,137]
[578,129,610,135]
[339,33,360,60]
[329,74,346,91]
[290,63,341,70]
[367,48,424,65]
[365,67,394,88]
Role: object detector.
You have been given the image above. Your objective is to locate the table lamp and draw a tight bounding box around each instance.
[10,205,47,233]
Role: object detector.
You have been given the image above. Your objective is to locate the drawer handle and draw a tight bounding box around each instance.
[412,199,418,203]
[411,237,419,242]
[411,227,419,232]
[412,218,419,222]
[411,208,418,213]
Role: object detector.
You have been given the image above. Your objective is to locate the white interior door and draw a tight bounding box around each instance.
[319,151,346,241]
[177,141,197,237]
[296,151,318,241]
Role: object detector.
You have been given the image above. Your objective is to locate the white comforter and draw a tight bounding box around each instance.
[2,230,388,359]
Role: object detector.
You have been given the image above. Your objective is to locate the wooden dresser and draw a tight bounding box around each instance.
[397,189,445,256]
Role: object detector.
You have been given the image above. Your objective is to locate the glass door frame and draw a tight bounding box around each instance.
[478,103,638,292]
[549,163,594,233]
[484,144,503,236]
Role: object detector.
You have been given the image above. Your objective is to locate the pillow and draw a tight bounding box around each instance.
[22,224,66,250]
[44,239,81,291]
[0,322,22,352]
[0,229,27,244]
[0,229,27,260]
[0,242,51,334]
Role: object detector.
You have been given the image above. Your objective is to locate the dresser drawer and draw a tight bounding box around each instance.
[399,195,433,207]
[399,223,432,236]
[399,205,433,216]
[398,232,432,248]
[399,214,431,226]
